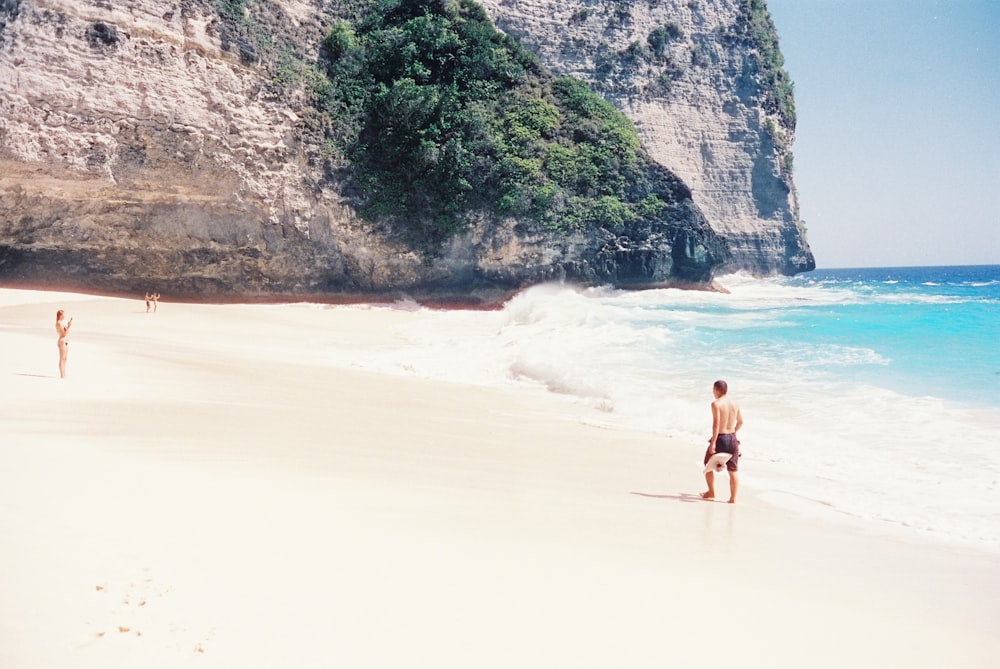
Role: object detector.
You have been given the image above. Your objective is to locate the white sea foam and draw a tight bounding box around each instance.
[319,277,1000,553]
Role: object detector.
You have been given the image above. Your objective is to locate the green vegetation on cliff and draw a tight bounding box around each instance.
[734,0,795,128]
[309,0,687,245]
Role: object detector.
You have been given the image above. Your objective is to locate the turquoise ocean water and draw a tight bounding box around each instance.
[326,265,1000,553]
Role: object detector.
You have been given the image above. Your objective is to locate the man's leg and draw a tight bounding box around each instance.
[701,471,715,499]
[727,471,738,504]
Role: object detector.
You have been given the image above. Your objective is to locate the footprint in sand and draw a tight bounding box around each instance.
[81,568,214,654]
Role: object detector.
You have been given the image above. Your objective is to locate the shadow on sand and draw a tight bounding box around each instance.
[630,491,709,503]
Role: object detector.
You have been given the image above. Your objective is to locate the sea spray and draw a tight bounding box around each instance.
[321,266,1000,553]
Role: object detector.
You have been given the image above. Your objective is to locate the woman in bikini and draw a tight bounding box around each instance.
[55,309,73,378]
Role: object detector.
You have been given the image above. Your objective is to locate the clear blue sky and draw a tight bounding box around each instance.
[766,0,1000,268]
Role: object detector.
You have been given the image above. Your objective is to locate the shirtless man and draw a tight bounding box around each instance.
[702,379,743,503]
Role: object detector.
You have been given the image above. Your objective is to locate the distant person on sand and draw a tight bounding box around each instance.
[55,309,73,379]
[702,379,743,503]
[152,292,160,312]
[145,293,152,313]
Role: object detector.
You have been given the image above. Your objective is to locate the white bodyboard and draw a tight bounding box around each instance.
[703,452,732,473]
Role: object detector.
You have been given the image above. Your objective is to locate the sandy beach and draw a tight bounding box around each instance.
[1,288,998,668]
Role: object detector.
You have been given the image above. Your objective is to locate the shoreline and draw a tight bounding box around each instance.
[1,288,998,668]
[0,273,735,311]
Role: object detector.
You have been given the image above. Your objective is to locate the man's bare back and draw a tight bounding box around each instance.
[712,395,742,435]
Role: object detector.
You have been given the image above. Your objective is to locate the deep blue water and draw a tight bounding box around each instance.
[729,265,1000,408]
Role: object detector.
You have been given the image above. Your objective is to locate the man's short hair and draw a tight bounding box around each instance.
[713,379,728,395]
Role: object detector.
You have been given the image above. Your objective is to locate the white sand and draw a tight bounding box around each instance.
[1,288,998,668]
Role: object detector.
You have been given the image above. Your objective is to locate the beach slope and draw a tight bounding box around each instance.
[0,290,997,668]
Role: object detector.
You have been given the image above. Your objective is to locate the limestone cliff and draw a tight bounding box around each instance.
[481,0,814,274]
[0,0,808,303]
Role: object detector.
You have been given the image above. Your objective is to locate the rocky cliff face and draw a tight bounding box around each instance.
[481,0,814,275]
[0,0,807,303]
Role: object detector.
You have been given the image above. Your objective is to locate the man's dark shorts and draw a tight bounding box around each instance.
[704,433,740,472]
